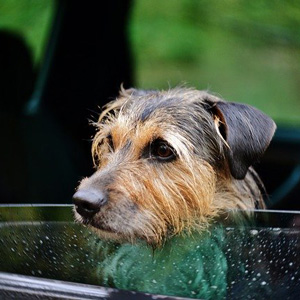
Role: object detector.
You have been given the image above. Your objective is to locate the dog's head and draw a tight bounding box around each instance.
[73,87,276,244]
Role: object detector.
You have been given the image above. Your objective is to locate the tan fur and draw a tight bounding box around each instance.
[74,87,273,245]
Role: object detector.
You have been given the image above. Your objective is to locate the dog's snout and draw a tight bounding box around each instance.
[73,189,107,218]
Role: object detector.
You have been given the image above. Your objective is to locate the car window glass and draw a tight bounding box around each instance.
[1,206,299,299]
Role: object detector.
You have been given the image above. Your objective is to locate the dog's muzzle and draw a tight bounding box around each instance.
[73,189,107,218]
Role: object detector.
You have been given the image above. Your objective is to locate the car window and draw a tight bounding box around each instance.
[1,206,299,299]
[129,0,300,127]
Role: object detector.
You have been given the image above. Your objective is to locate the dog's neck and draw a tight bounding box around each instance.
[214,168,265,211]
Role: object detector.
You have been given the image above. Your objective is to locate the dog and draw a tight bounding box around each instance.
[73,87,276,246]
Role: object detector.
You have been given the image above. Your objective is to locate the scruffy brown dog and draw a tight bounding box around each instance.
[73,87,276,245]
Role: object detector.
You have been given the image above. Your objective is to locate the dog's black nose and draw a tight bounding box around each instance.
[73,189,107,218]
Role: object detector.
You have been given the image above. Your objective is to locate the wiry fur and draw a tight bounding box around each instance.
[74,87,276,245]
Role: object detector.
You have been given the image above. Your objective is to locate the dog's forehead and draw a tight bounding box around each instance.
[120,89,212,124]
[137,96,181,122]
[94,88,224,167]
[106,90,219,157]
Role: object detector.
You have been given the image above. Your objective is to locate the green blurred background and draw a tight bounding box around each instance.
[0,0,299,126]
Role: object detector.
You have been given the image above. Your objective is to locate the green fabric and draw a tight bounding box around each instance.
[95,226,229,299]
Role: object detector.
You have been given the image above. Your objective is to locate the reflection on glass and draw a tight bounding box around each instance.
[0,206,299,299]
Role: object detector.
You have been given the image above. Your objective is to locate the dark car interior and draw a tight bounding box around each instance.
[1,1,133,204]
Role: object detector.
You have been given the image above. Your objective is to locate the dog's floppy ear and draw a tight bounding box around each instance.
[206,99,276,179]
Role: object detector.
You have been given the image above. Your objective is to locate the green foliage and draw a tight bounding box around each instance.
[129,0,300,126]
[0,0,299,125]
[0,0,55,65]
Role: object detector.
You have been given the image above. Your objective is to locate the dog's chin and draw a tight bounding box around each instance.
[88,225,126,242]
[74,213,134,243]
[73,209,159,245]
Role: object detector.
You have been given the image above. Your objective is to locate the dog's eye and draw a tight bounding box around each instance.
[151,140,175,161]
